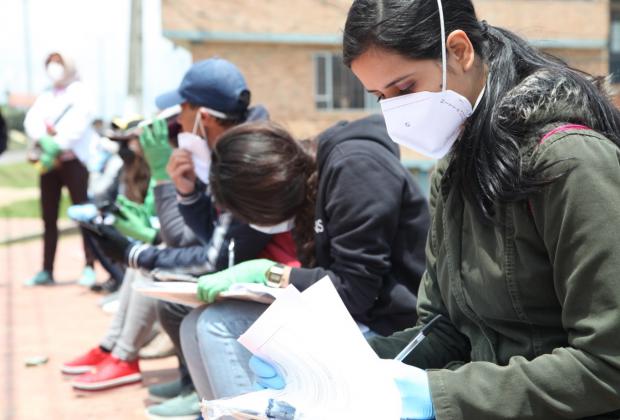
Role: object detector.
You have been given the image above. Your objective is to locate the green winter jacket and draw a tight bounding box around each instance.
[370,73,620,419]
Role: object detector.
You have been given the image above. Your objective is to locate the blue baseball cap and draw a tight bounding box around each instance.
[155,58,250,118]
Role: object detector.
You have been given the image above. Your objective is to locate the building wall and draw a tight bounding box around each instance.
[474,0,609,41]
[183,0,612,158]
[192,42,372,140]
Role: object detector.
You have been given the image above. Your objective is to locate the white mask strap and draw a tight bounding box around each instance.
[436,0,447,92]
[192,110,202,135]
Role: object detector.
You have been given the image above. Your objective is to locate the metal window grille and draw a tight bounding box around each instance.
[314,52,380,111]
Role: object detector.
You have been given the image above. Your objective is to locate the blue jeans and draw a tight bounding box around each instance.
[180,300,268,399]
[181,300,380,400]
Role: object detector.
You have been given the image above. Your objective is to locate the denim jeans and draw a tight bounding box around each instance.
[181,300,379,400]
[180,300,268,399]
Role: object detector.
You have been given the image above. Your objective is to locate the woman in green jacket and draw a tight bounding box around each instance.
[335,0,620,418]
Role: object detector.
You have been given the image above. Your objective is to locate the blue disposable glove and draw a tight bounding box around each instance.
[67,203,98,223]
[381,359,435,420]
[249,355,285,390]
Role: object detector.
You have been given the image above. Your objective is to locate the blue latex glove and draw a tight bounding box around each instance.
[249,355,285,390]
[381,359,435,420]
[67,203,98,223]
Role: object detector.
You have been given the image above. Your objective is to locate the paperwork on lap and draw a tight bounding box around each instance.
[202,277,401,420]
[133,272,283,307]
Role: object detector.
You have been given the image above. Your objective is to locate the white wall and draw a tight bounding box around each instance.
[0,0,192,119]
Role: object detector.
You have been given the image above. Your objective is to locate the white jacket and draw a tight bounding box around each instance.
[24,80,96,165]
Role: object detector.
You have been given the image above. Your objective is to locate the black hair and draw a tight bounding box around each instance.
[210,121,318,267]
[344,0,620,220]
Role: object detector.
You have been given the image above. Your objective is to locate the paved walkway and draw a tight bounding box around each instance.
[1,231,178,420]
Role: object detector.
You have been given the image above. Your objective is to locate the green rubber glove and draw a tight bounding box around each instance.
[113,195,158,243]
[36,152,57,173]
[197,259,277,303]
[139,118,172,181]
[39,135,61,156]
[35,136,61,173]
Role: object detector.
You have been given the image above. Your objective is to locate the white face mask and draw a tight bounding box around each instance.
[250,218,295,235]
[379,0,486,160]
[46,62,65,83]
[177,110,211,184]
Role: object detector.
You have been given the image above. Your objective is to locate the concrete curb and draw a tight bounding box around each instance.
[0,225,79,247]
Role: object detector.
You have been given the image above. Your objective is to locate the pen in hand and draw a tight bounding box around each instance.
[228,239,235,269]
[394,314,443,362]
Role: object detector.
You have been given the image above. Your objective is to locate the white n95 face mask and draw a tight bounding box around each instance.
[177,110,211,184]
[46,62,65,83]
[250,218,295,235]
[379,0,485,160]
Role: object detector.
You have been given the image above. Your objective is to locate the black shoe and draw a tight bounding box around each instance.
[90,277,120,294]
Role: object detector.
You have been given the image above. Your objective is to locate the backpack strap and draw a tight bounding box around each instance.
[538,124,590,145]
[528,124,592,222]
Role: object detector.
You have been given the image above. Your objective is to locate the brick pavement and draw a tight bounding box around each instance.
[0,229,178,420]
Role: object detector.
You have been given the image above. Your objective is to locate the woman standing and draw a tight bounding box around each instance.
[335,0,620,418]
[24,52,96,286]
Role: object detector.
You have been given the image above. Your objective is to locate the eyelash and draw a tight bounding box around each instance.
[375,82,416,102]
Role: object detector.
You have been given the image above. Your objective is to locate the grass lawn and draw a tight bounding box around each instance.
[0,162,38,188]
[0,194,71,219]
[0,162,73,219]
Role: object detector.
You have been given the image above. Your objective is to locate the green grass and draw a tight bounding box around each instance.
[0,194,71,219]
[0,162,38,188]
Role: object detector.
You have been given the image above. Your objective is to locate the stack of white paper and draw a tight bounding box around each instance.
[202,277,401,420]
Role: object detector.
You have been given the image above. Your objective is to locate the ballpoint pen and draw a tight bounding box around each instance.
[228,239,235,268]
[394,314,443,362]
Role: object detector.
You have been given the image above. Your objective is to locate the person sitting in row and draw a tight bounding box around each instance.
[253,0,620,418]
[181,115,431,399]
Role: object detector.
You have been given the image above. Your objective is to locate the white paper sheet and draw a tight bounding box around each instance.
[203,277,401,420]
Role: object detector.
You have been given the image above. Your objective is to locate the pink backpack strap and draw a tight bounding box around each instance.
[529,124,592,220]
[539,124,590,145]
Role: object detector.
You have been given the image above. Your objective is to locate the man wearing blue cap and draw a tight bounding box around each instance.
[161,57,267,197]
[84,58,293,419]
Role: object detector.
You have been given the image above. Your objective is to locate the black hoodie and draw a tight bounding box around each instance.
[289,114,430,336]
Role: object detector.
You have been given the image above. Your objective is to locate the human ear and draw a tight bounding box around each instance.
[446,30,475,73]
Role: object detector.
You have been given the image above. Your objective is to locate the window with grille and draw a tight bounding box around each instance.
[314,52,380,111]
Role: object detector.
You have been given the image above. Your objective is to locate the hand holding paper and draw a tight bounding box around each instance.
[196,259,276,303]
[203,278,402,420]
[249,356,285,390]
[380,359,435,420]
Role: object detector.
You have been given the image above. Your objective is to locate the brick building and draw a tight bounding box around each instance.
[162,0,615,161]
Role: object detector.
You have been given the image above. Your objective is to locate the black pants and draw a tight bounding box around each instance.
[157,301,194,391]
[83,230,125,285]
[40,158,95,273]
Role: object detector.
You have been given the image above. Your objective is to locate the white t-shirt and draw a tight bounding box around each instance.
[24,80,97,164]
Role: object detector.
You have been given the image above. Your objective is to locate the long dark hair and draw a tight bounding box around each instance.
[210,121,318,266]
[343,0,620,220]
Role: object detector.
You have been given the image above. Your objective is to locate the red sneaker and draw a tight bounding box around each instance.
[71,356,141,391]
[61,347,111,375]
